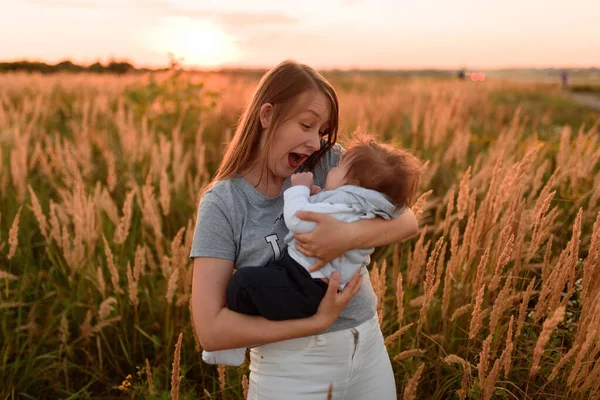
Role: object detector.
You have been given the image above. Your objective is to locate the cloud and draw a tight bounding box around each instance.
[20,0,298,28]
[132,1,297,28]
[339,0,362,5]
[19,0,106,8]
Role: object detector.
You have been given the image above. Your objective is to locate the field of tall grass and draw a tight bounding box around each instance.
[1,69,599,399]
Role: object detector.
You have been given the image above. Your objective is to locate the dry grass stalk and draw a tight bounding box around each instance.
[489,234,514,294]
[394,349,425,362]
[574,340,600,390]
[469,284,486,340]
[444,354,472,369]
[104,150,116,192]
[456,166,471,220]
[568,324,598,387]
[28,185,49,241]
[102,235,123,294]
[482,348,507,400]
[114,189,135,245]
[473,246,491,295]
[142,174,163,238]
[433,242,447,294]
[79,310,93,341]
[242,374,249,399]
[451,304,472,322]
[145,359,154,395]
[582,211,600,306]
[528,159,549,201]
[378,260,387,325]
[407,228,430,286]
[166,267,179,305]
[542,237,553,283]
[529,190,556,259]
[458,368,469,400]
[48,201,62,244]
[489,276,512,334]
[92,316,122,333]
[218,364,226,393]
[530,306,565,376]
[458,208,476,268]
[327,383,333,400]
[392,243,400,288]
[478,333,493,386]
[544,209,582,316]
[579,358,600,393]
[7,206,22,259]
[133,244,146,281]
[59,314,70,346]
[503,315,515,377]
[126,261,138,309]
[443,186,456,236]
[171,332,183,400]
[548,345,579,382]
[412,189,433,218]
[0,270,18,281]
[160,167,171,216]
[384,323,414,346]
[441,255,453,317]
[96,266,106,298]
[403,363,425,400]
[515,278,536,339]
[418,237,444,334]
[98,297,117,321]
[396,271,405,326]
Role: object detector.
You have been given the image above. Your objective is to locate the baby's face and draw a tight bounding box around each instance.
[325,159,350,190]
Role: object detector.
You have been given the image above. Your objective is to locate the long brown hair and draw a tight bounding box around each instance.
[209,60,339,188]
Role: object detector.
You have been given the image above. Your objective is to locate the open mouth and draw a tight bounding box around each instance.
[288,152,308,169]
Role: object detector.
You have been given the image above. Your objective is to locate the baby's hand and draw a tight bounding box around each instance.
[310,185,322,195]
[291,172,313,188]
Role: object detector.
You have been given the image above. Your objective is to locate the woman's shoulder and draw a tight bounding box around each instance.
[201,179,244,206]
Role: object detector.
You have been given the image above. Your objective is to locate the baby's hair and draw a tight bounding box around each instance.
[342,134,422,209]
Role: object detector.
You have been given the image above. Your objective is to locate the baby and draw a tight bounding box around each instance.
[203,135,421,366]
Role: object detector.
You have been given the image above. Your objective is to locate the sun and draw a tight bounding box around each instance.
[153,18,239,68]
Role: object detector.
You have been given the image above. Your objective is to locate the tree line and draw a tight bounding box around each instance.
[0,59,167,74]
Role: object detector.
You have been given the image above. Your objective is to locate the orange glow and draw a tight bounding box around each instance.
[151,18,240,68]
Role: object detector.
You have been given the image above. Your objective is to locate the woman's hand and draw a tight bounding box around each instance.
[312,271,363,330]
[293,211,357,272]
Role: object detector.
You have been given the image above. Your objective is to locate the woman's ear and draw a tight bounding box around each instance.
[259,103,273,129]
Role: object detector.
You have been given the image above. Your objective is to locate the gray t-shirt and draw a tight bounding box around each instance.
[190,146,377,334]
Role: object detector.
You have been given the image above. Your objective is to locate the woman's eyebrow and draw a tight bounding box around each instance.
[305,109,323,119]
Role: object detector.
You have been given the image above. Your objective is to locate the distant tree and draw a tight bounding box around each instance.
[107,60,134,74]
[87,62,105,73]
[55,60,84,73]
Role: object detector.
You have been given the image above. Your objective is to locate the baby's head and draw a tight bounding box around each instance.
[325,135,422,209]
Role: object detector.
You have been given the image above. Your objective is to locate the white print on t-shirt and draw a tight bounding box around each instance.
[265,234,281,259]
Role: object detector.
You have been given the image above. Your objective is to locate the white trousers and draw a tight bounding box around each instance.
[247,314,397,400]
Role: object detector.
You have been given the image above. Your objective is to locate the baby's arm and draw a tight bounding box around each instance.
[284,172,353,234]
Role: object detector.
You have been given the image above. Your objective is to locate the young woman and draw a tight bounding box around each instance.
[190,60,418,399]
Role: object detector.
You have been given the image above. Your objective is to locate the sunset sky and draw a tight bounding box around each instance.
[1,0,599,69]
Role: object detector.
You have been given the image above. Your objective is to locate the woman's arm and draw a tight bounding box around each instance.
[294,208,419,272]
[190,257,363,351]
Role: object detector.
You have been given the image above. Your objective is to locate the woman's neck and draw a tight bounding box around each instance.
[241,163,285,198]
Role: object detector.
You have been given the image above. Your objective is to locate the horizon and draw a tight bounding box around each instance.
[2,58,599,72]
[1,0,599,70]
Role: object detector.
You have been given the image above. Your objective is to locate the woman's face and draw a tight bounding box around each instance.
[261,91,331,180]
